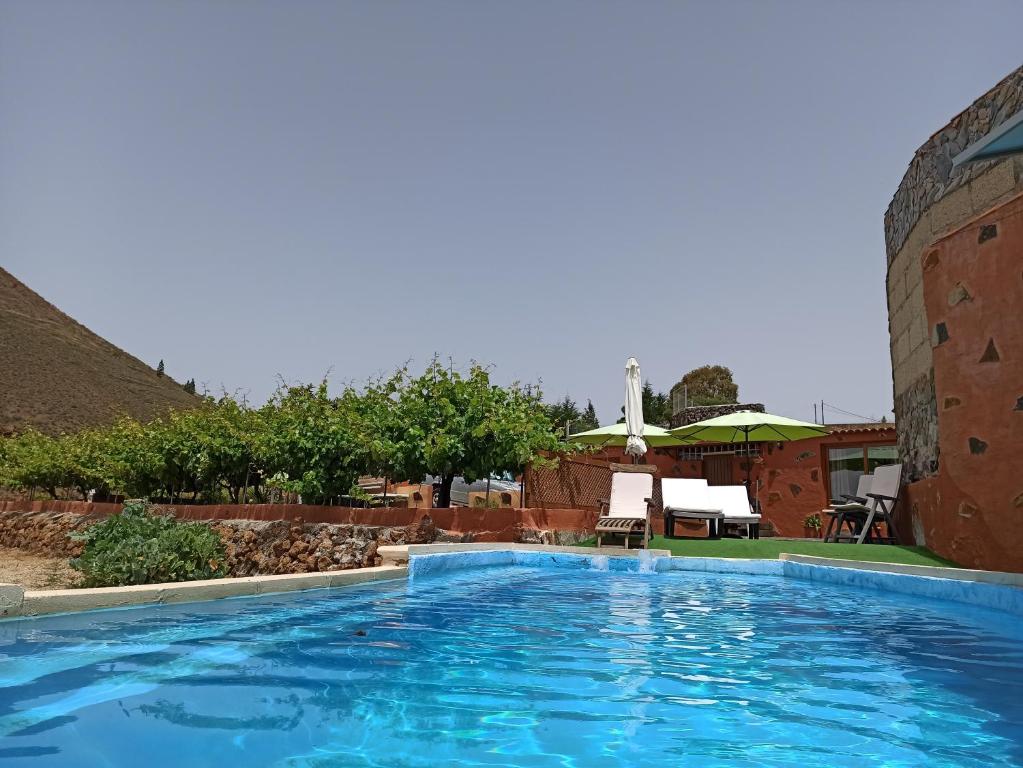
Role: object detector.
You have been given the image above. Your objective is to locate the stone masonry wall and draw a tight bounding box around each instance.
[669,403,765,429]
[885,66,1023,261]
[0,509,439,578]
[885,65,1023,481]
[0,506,594,580]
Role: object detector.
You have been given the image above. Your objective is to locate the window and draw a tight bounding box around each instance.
[867,445,899,473]
[827,447,863,500]
[679,442,761,460]
[827,443,899,501]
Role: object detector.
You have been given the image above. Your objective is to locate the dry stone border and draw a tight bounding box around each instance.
[0,509,579,582]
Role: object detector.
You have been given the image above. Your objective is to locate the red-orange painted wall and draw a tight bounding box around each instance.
[904,192,1023,572]
[0,500,597,541]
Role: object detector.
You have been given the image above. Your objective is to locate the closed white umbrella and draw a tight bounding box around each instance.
[624,357,647,459]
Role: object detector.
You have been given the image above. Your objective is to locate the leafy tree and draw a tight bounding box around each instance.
[545,395,599,436]
[157,360,165,377]
[184,398,264,503]
[0,361,563,508]
[678,365,738,406]
[546,395,581,435]
[391,360,559,507]
[63,428,119,500]
[256,381,367,505]
[345,373,402,487]
[105,417,164,499]
[184,378,196,394]
[2,429,68,498]
[642,381,672,426]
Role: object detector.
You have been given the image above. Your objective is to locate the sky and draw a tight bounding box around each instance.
[2,1,1022,426]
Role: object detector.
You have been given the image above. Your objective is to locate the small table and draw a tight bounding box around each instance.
[663,508,724,539]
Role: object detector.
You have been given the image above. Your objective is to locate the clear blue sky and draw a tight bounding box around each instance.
[3,1,1021,425]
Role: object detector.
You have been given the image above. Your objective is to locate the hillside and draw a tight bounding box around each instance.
[0,267,198,435]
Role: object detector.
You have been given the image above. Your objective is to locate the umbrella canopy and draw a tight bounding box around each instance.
[670,410,827,497]
[568,422,691,448]
[624,357,646,458]
[669,410,827,444]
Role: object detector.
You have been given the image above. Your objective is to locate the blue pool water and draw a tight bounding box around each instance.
[1,565,1022,767]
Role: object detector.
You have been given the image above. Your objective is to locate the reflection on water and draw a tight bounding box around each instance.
[0,566,1021,767]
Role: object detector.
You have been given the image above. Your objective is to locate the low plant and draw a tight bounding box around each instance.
[803,512,822,530]
[70,500,226,587]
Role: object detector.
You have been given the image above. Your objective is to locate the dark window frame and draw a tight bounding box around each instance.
[823,441,898,500]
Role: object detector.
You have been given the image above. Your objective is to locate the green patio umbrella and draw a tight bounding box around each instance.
[669,410,827,496]
[567,422,692,448]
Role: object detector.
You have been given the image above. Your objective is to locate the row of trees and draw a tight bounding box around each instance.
[544,396,599,436]
[0,361,563,508]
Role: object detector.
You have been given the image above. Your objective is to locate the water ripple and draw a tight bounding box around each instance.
[0,566,1021,767]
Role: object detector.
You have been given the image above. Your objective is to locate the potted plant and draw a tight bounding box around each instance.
[803,512,822,539]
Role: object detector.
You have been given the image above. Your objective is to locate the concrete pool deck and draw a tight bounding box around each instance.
[0,543,1020,620]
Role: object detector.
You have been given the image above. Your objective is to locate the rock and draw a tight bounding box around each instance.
[404,514,437,545]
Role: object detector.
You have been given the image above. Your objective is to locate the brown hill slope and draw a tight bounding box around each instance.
[0,267,198,435]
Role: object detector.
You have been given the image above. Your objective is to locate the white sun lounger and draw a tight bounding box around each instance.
[705,485,761,539]
[661,478,724,538]
[595,467,655,549]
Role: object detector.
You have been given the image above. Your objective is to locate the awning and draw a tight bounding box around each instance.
[952,108,1023,168]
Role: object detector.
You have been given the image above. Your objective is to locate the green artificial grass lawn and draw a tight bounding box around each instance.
[580,536,958,568]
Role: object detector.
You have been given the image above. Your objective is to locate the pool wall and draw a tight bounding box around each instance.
[408,549,1023,618]
[4,544,1022,621]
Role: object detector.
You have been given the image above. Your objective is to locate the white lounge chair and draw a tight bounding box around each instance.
[830,463,903,544]
[595,466,655,549]
[705,485,762,539]
[661,478,724,538]
[822,473,873,542]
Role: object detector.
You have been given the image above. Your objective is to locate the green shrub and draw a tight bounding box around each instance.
[70,500,226,587]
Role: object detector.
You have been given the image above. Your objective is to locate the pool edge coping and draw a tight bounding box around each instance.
[0,565,408,620]
[778,554,1023,588]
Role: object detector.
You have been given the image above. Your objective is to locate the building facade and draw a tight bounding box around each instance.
[594,423,897,537]
[885,65,1023,571]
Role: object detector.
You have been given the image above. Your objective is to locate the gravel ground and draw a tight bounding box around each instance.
[0,547,81,589]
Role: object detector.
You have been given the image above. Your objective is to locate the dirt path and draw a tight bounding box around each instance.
[0,547,81,589]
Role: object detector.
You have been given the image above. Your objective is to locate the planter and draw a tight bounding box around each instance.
[803,526,822,539]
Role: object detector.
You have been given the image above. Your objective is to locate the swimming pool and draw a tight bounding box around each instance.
[1,558,1022,767]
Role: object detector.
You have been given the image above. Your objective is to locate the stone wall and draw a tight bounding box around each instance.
[0,509,93,557]
[884,66,1023,261]
[886,65,1023,481]
[0,508,440,576]
[0,502,600,581]
[211,517,437,576]
[885,65,1023,570]
[669,403,765,429]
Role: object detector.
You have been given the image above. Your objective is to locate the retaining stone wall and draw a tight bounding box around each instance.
[0,507,594,579]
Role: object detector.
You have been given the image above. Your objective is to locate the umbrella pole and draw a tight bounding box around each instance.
[745,429,752,501]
